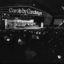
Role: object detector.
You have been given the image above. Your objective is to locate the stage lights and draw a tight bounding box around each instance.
[57,55,62,59]
[6,38,10,42]
[18,38,22,43]
[36,31,41,35]
[18,38,24,46]
[4,35,11,42]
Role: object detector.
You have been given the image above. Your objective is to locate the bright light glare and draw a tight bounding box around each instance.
[18,38,22,42]
[6,38,10,42]
[57,55,61,59]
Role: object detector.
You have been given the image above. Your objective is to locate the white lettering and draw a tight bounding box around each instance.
[9,8,42,16]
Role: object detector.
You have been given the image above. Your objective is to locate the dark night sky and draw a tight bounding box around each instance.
[0,0,64,15]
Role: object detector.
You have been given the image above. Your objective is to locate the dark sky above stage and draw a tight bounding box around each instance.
[0,0,64,16]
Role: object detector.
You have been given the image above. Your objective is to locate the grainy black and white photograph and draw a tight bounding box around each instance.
[0,0,64,63]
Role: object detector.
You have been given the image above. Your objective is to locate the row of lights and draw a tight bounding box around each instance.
[4,34,40,44]
[4,35,22,42]
[24,30,41,35]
